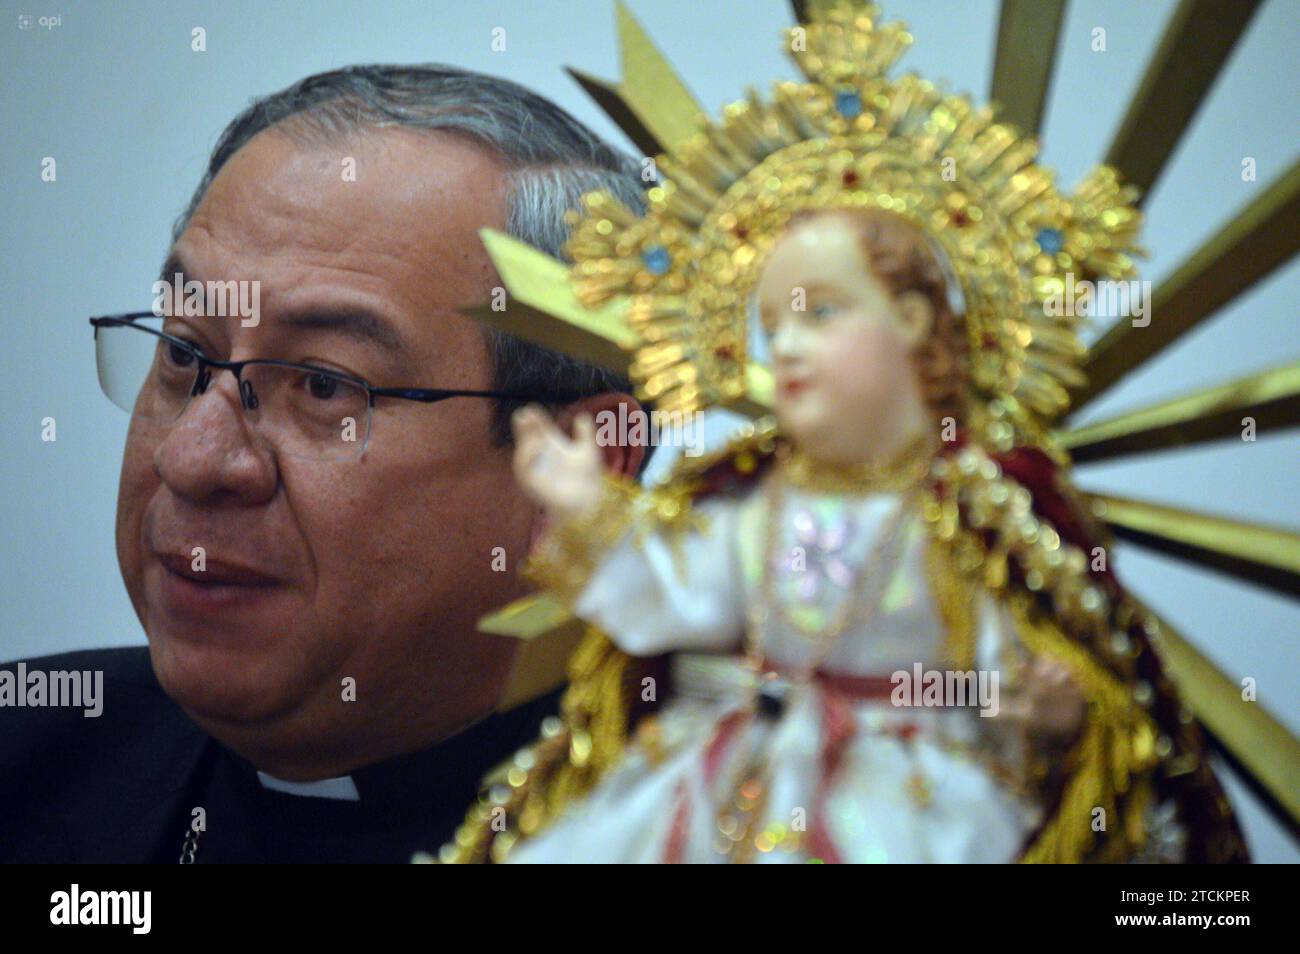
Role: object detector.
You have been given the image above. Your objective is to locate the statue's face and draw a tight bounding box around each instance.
[755,213,933,465]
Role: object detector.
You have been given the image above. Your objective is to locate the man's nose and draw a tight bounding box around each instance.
[153,370,278,505]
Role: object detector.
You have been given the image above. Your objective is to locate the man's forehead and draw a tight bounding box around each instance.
[185,125,508,265]
[169,125,507,357]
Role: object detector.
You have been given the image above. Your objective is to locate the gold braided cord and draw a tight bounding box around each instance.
[918,448,1162,862]
[558,627,631,786]
[923,443,1245,862]
[921,532,979,671]
[1003,590,1159,863]
[927,447,1118,641]
[439,626,632,863]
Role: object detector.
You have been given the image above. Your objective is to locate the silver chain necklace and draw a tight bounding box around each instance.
[179,826,200,864]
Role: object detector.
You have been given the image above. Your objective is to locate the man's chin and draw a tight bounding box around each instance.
[146,634,306,725]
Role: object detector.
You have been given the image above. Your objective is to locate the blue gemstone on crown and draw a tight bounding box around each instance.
[642,245,671,275]
[834,89,863,119]
[1036,228,1064,254]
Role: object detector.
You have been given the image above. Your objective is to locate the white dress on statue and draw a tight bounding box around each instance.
[509,480,1045,864]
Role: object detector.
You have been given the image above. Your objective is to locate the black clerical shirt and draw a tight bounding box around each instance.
[0,648,558,863]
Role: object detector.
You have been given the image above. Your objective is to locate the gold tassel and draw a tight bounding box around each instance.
[924,534,979,670]
[438,626,634,863]
[1005,592,1159,863]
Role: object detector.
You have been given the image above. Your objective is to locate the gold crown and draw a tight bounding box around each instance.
[562,1,1143,450]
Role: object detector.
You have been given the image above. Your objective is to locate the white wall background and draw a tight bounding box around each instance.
[1,0,1296,861]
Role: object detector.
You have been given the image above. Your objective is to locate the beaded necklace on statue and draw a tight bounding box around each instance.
[780,433,935,496]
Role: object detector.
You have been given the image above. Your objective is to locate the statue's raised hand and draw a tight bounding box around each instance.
[511,405,605,524]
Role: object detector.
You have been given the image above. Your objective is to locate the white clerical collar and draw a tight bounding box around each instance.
[256,771,360,801]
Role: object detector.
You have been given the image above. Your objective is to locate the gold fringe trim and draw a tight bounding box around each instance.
[437,626,632,863]
[923,533,979,670]
[1005,591,1159,863]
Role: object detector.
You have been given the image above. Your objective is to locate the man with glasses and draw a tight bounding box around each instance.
[0,65,647,862]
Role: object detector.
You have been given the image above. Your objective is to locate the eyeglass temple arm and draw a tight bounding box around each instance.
[89,312,159,326]
[369,387,591,404]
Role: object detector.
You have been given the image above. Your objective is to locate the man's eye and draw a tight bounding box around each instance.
[306,371,340,400]
[164,340,197,368]
[811,302,838,320]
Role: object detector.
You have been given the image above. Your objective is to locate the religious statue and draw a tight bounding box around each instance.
[439,0,1248,864]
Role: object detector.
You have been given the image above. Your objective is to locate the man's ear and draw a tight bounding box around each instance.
[894,290,934,346]
[552,391,646,480]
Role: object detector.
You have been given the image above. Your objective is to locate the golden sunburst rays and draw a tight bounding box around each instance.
[566,0,705,157]
[1073,158,1300,412]
[1139,605,1300,830]
[1059,361,1300,464]
[465,229,639,375]
[1102,0,1266,205]
[990,0,1068,136]
[1089,494,1300,598]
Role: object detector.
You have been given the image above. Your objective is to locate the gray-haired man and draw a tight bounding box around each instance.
[0,65,646,863]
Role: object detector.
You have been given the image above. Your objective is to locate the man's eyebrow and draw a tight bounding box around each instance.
[158,251,405,353]
[158,250,190,285]
[278,307,407,353]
